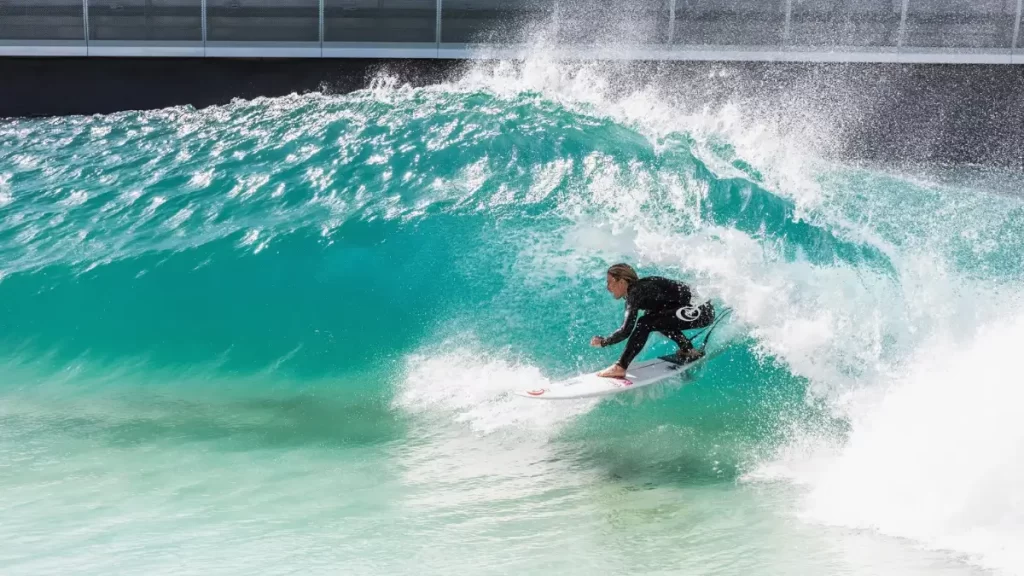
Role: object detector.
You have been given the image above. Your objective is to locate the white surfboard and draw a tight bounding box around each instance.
[515,351,715,400]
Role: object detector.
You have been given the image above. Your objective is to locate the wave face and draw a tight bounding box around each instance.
[1,59,1022,576]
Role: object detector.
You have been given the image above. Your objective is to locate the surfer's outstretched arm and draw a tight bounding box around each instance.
[596,301,638,348]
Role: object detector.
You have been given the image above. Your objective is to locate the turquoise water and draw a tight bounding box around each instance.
[1,61,1022,575]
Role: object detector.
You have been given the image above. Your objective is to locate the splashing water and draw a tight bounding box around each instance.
[0,55,1021,576]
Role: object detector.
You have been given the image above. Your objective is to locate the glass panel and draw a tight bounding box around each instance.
[674,0,787,46]
[0,0,85,41]
[206,0,320,42]
[325,0,436,43]
[789,0,903,47]
[441,0,553,44]
[556,0,670,45]
[87,0,202,41]
[904,0,1017,49]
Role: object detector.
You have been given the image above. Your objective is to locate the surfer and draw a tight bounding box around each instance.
[590,263,715,378]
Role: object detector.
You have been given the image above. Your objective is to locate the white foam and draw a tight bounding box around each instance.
[0,173,12,207]
[58,190,89,207]
[764,310,1024,575]
[164,206,194,230]
[189,169,215,189]
[393,341,598,437]
[239,228,261,248]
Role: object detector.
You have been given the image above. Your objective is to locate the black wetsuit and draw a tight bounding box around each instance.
[597,276,715,368]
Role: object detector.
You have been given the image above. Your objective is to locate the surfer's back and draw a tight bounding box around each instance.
[629,276,693,310]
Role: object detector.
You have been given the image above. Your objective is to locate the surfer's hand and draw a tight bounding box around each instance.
[590,336,604,347]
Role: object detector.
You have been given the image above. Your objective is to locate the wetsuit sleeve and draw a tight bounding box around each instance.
[600,300,638,347]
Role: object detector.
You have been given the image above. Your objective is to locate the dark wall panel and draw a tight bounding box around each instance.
[788,0,903,47]
[87,0,202,42]
[441,0,552,44]
[0,0,85,41]
[674,0,787,46]
[557,0,670,46]
[207,0,319,42]
[325,0,436,43]
[903,0,1017,49]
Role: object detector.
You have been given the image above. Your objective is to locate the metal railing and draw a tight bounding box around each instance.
[0,0,1021,63]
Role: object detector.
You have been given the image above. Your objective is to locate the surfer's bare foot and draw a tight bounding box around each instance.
[597,363,626,378]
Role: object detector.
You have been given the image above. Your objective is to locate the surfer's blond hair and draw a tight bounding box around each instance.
[607,263,639,284]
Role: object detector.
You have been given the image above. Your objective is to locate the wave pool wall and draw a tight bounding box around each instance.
[2,0,1024,63]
